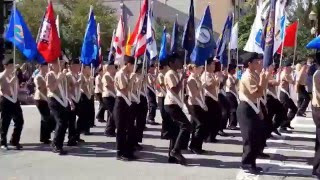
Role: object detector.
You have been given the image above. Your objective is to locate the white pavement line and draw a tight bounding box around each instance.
[265,148,314,155]
[22,105,36,108]
[281,132,315,139]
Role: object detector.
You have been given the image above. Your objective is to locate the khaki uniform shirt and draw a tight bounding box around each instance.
[95,74,103,94]
[187,73,203,106]
[312,70,320,107]
[156,72,166,97]
[226,74,237,95]
[102,72,116,98]
[164,69,181,105]
[239,70,262,109]
[280,71,293,93]
[114,68,130,98]
[0,72,18,102]
[201,71,219,101]
[34,73,47,101]
[47,71,62,98]
[81,75,93,99]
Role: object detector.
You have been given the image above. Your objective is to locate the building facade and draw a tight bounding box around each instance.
[104,0,235,35]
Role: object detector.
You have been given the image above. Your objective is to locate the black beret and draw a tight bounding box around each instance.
[206,57,214,65]
[107,60,115,66]
[3,58,14,65]
[228,64,237,71]
[167,53,181,63]
[241,52,259,68]
[281,60,292,67]
[124,55,135,64]
[70,58,80,65]
[159,60,168,67]
[40,62,48,66]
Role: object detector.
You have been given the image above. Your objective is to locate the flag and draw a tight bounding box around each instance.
[37,1,61,63]
[190,6,216,66]
[277,21,299,53]
[216,13,233,58]
[306,36,320,49]
[80,7,98,66]
[263,0,276,68]
[230,22,238,50]
[159,27,167,62]
[244,0,269,53]
[113,11,125,59]
[273,0,287,54]
[5,6,38,61]
[97,23,102,63]
[170,15,179,54]
[126,0,148,56]
[108,30,116,62]
[182,0,195,54]
[146,7,157,61]
[134,14,148,58]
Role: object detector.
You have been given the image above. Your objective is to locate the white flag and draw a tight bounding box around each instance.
[273,0,287,54]
[146,10,157,60]
[113,15,125,59]
[230,22,238,50]
[243,0,269,53]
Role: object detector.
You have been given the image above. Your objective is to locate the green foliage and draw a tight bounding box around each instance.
[16,0,117,60]
[238,12,255,50]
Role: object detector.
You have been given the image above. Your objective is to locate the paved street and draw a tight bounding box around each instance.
[0,104,316,180]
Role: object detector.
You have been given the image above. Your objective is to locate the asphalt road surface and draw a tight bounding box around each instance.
[0,104,316,180]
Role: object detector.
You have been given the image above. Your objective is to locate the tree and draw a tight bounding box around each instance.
[17,0,117,60]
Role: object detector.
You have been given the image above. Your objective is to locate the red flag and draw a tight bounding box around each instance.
[277,21,299,53]
[37,1,61,63]
[125,0,148,56]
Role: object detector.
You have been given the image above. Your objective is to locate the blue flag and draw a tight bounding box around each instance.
[5,7,38,61]
[182,0,195,54]
[306,36,320,49]
[263,0,276,68]
[80,8,98,66]
[216,13,233,59]
[216,13,233,66]
[190,6,216,66]
[170,16,179,54]
[159,27,167,62]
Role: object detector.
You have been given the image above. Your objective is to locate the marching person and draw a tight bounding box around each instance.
[266,65,286,136]
[279,62,298,132]
[66,58,84,145]
[218,66,230,137]
[156,62,172,140]
[103,61,117,137]
[95,67,106,123]
[225,64,239,130]
[311,55,320,179]
[34,62,55,144]
[80,65,94,135]
[187,64,207,154]
[237,52,270,174]
[164,53,192,165]
[47,60,69,155]
[296,63,310,117]
[146,63,159,125]
[201,58,221,143]
[113,55,137,161]
[0,58,24,150]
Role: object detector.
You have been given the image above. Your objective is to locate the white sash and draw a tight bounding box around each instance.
[239,93,260,114]
[51,83,68,107]
[131,92,140,104]
[71,75,81,103]
[280,88,291,99]
[39,92,48,101]
[220,89,226,96]
[204,89,218,102]
[267,89,277,99]
[167,89,184,108]
[147,85,156,94]
[159,87,167,96]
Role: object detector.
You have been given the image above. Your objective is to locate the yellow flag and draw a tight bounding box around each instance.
[125,27,132,56]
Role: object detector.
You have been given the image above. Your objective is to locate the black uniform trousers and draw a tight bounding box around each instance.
[48,97,69,149]
[68,100,80,142]
[89,95,95,127]
[0,97,24,146]
[146,88,157,121]
[260,101,271,152]
[129,102,140,145]
[95,93,105,121]
[297,85,310,115]
[164,104,191,153]
[226,92,238,127]
[158,97,173,139]
[266,95,287,131]
[35,100,55,142]
[312,106,320,174]
[205,96,221,142]
[113,97,135,156]
[218,93,230,131]
[77,94,91,134]
[237,101,264,167]
[189,105,208,150]
[136,95,148,142]
[103,96,116,135]
[279,92,297,128]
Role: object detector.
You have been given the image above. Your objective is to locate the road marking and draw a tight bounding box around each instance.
[265,148,314,154]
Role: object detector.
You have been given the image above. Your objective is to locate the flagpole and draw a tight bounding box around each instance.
[182,50,187,101]
[279,26,286,67]
[293,19,299,66]
[236,0,241,67]
[13,0,16,67]
[56,14,62,72]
